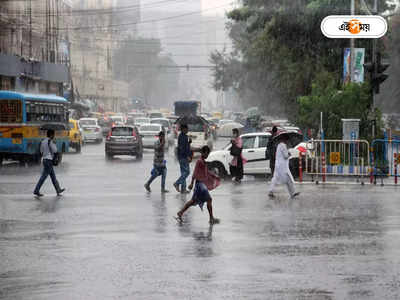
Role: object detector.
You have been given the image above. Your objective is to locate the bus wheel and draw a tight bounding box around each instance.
[0,155,3,166]
[76,142,82,153]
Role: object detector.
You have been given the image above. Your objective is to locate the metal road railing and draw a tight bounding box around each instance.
[299,139,370,183]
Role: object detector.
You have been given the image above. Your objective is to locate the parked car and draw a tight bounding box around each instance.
[206,131,310,178]
[135,117,151,127]
[150,118,174,146]
[79,118,103,143]
[105,125,143,160]
[68,119,83,153]
[139,124,167,149]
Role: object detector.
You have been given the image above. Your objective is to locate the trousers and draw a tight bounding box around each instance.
[34,159,61,193]
[175,158,190,190]
[147,165,167,190]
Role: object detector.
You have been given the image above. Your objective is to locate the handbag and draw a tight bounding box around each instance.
[48,139,60,166]
[230,143,242,157]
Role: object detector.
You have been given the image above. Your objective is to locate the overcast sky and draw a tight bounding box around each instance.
[202,0,235,16]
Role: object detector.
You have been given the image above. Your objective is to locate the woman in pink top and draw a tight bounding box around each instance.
[229,128,247,183]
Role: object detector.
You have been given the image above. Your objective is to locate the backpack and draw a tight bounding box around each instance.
[48,139,60,166]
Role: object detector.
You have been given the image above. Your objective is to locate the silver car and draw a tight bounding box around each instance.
[139,124,168,149]
[79,118,103,144]
[150,118,174,146]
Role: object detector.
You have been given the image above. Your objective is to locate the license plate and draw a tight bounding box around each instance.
[84,130,91,133]
[116,138,127,142]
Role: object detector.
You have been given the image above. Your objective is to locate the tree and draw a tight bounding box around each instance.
[113,37,180,106]
[297,71,382,140]
[212,0,395,118]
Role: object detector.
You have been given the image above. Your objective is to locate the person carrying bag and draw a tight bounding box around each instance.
[33,129,65,197]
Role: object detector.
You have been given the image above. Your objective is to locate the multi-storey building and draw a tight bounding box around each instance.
[69,0,134,112]
[0,0,71,95]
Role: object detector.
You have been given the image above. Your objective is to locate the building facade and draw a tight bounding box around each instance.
[0,0,71,96]
[69,0,133,112]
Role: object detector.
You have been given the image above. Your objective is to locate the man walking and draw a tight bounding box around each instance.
[174,124,192,194]
[33,129,65,197]
[268,133,299,199]
[144,131,169,193]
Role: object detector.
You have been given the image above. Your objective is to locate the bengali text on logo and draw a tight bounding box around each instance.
[321,15,387,38]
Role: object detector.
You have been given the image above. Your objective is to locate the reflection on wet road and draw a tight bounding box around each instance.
[1,141,400,299]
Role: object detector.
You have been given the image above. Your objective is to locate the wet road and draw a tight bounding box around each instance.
[1,139,400,299]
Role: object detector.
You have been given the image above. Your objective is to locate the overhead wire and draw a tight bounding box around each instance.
[56,2,234,31]
[3,0,187,17]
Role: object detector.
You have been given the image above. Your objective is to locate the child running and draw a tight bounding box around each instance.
[144,131,169,193]
[176,146,220,224]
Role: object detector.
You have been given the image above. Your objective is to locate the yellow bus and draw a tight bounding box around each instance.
[0,91,70,165]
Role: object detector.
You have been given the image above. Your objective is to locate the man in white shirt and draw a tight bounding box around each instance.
[268,133,300,199]
[33,129,65,197]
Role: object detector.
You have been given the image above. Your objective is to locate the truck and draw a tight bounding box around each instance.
[174,101,201,117]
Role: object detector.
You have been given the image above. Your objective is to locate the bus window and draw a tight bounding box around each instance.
[0,99,22,123]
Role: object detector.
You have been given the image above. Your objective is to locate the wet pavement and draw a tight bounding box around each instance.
[1,139,400,299]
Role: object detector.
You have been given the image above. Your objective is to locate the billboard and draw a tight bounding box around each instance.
[343,48,365,84]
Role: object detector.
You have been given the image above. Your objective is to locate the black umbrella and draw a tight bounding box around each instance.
[273,131,303,148]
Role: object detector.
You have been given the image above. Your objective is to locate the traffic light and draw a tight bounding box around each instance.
[375,52,389,94]
[363,52,389,94]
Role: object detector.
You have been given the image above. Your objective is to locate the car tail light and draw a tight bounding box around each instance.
[106,131,112,141]
[95,128,100,132]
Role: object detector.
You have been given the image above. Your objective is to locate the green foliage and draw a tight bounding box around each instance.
[297,72,382,140]
[213,0,396,119]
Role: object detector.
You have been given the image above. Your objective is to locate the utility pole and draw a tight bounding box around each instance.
[350,0,355,82]
[372,0,378,137]
[29,0,32,58]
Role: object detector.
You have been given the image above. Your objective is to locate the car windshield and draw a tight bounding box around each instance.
[188,123,204,132]
[150,113,163,118]
[111,116,123,121]
[140,125,160,132]
[80,119,96,126]
[112,127,133,136]
[151,119,169,128]
[136,118,149,124]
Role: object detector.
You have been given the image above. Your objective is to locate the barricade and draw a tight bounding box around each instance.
[302,139,370,183]
[370,139,400,185]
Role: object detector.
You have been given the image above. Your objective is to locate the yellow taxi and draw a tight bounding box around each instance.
[212,112,223,119]
[68,119,83,153]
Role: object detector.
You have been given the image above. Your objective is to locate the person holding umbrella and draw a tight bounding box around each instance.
[268,132,300,199]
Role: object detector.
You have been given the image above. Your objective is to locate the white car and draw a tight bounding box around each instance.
[135,117,151,127]
[110,115,125,125]
[79,118,103,143]
[206,132,271,177]
[218,119,234,127]
[150,118,174,146]
[206,132,311,178]
[139,124,168,149]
